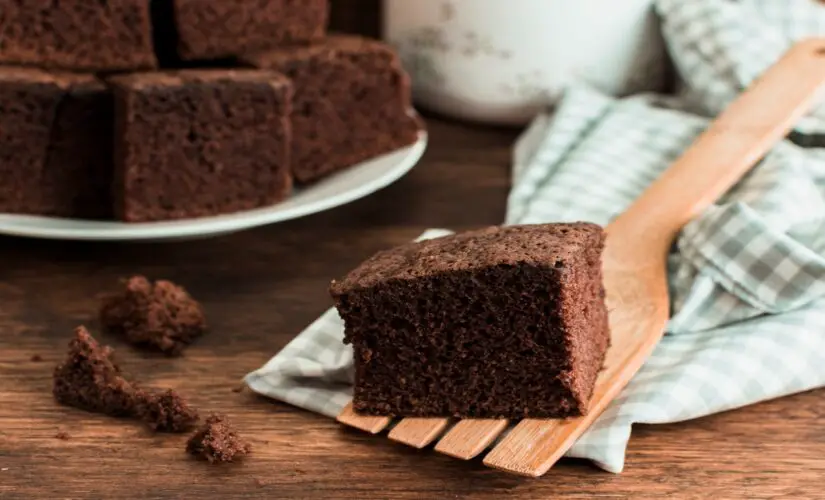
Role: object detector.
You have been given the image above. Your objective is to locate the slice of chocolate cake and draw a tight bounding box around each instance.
[174,0,329,61]
[0,0,156,71]
[0,68,113,219]
[330,223,610,419]
[108,70,293,222]
[241,34,422,184]
[53,326,138,417]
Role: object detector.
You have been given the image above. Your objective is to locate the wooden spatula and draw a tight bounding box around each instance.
[338,38,825,477]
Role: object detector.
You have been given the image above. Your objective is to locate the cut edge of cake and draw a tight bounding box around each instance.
[331,223,610,419]
[107,68,294,222]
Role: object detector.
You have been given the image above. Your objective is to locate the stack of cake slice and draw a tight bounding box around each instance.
[0,0,422,222]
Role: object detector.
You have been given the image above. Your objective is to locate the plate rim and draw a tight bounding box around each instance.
[0,133,428,242]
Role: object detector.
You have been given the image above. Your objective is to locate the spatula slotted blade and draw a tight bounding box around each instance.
[336,38,825,476]
[336,402,391,434]
[388,418,451,448]
[435,419,510,460]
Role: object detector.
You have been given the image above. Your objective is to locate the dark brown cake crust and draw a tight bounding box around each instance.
[53,326,138,417]
[100,276,206,356]
[108,70,293,222]
[174,0,328,61]
[136,389,200,433]
[186,414,251,464]
[0,68,113,219]
[330,223,610,419]
[0,0,156,71]
[241,34,422,184]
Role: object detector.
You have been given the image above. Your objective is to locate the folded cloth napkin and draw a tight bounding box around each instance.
[246,0,825,473]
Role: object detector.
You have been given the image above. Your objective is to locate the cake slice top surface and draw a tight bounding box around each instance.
[0,66,98,87]
[107,69,290,92]
[331,222,604,293]
[241,34,397,68]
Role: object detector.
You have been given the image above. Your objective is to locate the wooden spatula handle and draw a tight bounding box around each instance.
[482,38,825,478]
[612,38,825,246]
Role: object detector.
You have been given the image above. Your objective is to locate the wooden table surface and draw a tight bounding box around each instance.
[1,119,823,499]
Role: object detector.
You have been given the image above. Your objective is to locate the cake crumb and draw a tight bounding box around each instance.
[231,384,244,393]
[55,431,70,440]
[52,326,138,417]
[53,327,200,431]
[253,478,266,488]
[186,414,251,464]
[136,389,199,432]
[30,354,43,362]
[99,276,206,356]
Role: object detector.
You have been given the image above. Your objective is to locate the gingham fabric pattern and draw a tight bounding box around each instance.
[657,0,825,134]
[246,0,825,473]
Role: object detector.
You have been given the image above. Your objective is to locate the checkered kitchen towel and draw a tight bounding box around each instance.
[246,0,825,473]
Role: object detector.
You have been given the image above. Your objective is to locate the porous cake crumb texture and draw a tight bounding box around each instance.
[109,70,293,222]
[331,223,610,419]
[137,389,200,433]
[242,35,421,184]
[100,275,206,356]
[187,414,251,464]
[0,0,156,71]
[174,0,329,60]
[53,326,138,417]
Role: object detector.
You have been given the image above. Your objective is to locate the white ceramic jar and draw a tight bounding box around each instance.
[383,0,670,125]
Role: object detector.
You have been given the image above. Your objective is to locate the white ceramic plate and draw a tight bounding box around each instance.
[0,133,427,241]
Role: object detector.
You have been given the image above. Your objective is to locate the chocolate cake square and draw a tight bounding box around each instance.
[108,70,293,222]
[0,68,113,219]
[330,223,610,419]
[0,0,156,71]
[174,0,329,61]
[241,35,422,184]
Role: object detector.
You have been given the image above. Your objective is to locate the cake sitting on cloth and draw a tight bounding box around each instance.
[245,0,825,473]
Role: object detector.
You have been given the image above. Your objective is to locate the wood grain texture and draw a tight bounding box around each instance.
[388,418,451,449]
[0,119,824,499]
[337,402,391,434]
[436,419,510,460]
